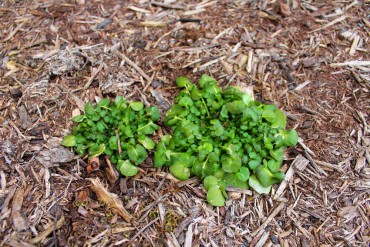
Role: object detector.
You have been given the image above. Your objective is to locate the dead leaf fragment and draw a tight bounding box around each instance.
[12,188,29,231]
[36,147,75,166]
[29,215,65,244]
[72,108,81,117]
[87,157,100,173]
[280,3,292,17]
[6,60,17,70]
[18,106,33,130]
[337,206,357,218]
[229,192,242,200]
[77,190,90,202]
[87,178,133,222]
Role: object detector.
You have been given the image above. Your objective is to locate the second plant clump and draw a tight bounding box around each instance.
[154,75,298,206]
[62,96,160,177]
[62,74,298,207]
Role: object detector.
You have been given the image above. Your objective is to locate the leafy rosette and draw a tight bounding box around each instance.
[154,75,298,206]
[62,97,160,177]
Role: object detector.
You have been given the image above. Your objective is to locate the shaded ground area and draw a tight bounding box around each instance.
[0,0,369,246]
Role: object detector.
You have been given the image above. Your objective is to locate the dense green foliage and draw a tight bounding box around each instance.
[61,97,160,177]
[61,74,298,207]
[154,75,298,206]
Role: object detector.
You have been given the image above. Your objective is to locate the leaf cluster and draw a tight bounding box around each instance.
[61,97,160,177]
[154,75,298,206]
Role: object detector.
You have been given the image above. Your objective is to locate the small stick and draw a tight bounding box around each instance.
[114,50,150,82]
[330,60,370,67]
[304,150,327,175]
[1,20,27,42]
[298,138,316,157]
[309,15,347,33]
[251,202,285,236]
[128,6,151,14]
[84,63,104,89]
[150,1,186,10]
[115,130,122,157]
[130,218,159,243]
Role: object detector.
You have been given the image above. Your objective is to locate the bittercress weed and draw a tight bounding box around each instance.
[154,75,298,206]
[61,74,298,208]
[61,96,160,177]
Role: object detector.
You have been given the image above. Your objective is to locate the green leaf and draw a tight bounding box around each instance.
[271,109,286,129]
[124,126,134,137]
[61,135,76,147]
[221,154,242,173]
[91,114,100,121]
[262,105,276,122]
[138,136,155,150]
[267,159,281,173]
[71,115,86,123]
[172,152,194,167]
[206,185,225,206]
[213,169,225,180]
[242,93,252,105]
[178,96,193,107]
[108,136,118,150]
[104,147,113,155]
[270,147,284,162]
[89,143,105,157]
[220,105,228,119]
[84,102,95,115]
[154,142,168,167]
[255,165,284,187]
[164,105,184,126]
[222,173,248,189]
[248,175,271,194]
[161,135,172,145]
[198,74,216,88]
[210,119,224,137]
[190,87,203,100]
[75,145,87,155]
[235,167,250,182]
[98,98,110,108]
[223,86,245,102]
[226,100,245,115]
[127,144,147,165]
[198,142,213,153]
[117,160,138,177]
[204,83,222,98]
[96,121,106,132]
[75,134,86,144]
[169,162,190,181]
[114,96,127,109]
[130,102,144,111]
[137,121,159,135]
[146,106,160,121]
[204,176,219,190]
[248,158,261,171]
[176,76,191,88]
[278,129,298,147]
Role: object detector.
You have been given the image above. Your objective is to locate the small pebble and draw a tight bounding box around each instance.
[229,192,242,200]
[271,235,278,244]
[151,79,164,88]
[9,86,22,98]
